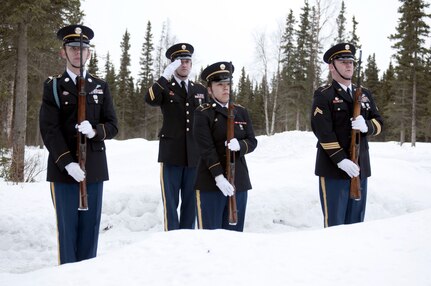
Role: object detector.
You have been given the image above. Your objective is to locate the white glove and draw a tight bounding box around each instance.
[337,159,360,178]
[65,162,85,182]
[162,59,181,79]
[77,120,96,139]
[215,175,234,196]
[352,115,368,133]
[227,138,240,151]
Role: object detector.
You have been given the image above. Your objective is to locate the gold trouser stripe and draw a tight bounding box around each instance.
[50,182,61,265]
[196,190,203,229]
[320,177,329,228]
[160,163,168,231]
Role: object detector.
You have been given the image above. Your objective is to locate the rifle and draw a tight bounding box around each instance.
[226,62,237,225]
[349,50,362,201]
[76,27,88,211]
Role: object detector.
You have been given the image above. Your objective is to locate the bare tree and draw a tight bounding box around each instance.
[253,31,270,135]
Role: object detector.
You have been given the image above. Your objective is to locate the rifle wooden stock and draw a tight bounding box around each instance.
[226,62,237,225]
[77,30,88,211]
[77,75,88,211]
[349,50,362,201]
[349,86,361,200]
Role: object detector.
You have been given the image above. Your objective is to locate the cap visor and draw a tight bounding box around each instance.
[65,42,90,48]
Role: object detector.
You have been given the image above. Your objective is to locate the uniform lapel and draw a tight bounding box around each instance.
[60,71,77,96]
[333,80,352,103]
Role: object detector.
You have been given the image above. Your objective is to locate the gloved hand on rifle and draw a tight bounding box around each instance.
[77,120,96,139]
[162,59,181,80]
[65,162,85,182]
[215,174,234,196]
[337,159,360,178]
[351,115,368,133]
[226,138,240,152]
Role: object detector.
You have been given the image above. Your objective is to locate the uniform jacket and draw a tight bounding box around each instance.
[145,76,208,167]
[193,101,257,192]
[39,71,118,183]
[311,80,383,179]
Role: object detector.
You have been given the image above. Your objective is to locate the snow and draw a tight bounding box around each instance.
[1,131,430,285]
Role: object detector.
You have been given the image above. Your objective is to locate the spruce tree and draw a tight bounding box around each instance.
[117,29,133,139]
[138,21,157,139]
[389,0,430,146]
[334,1,347,44]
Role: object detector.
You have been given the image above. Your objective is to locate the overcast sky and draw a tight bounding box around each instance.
[80,0,421,82]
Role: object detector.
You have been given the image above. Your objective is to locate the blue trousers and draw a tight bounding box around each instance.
[160,163,196,231]
[50,182,103,264]
[196,190,248,232]
[319,177,368,227]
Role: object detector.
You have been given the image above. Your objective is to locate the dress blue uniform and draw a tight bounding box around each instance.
[145,43,208,231]
[194,62,257,231]
[311,43,383,227]
[39,25,118,264]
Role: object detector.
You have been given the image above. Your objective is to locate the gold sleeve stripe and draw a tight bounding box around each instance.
[313,107,323,116]
[320,142,341,149]
[209,162,220,170]
[371,119,382,135]
[329,148,343,158]
[55,151,70,164]
[148,87,155,101]
[100,124,107,140]
[155,82,164,89]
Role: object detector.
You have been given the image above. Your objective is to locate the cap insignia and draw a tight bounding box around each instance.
[181,44,186,50]
[345,44,350,50]
[220,64,226,70]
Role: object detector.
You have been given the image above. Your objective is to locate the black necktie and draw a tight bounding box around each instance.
[181,81,187,96]
[347,87,352,98]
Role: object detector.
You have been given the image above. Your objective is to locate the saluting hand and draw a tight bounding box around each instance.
[162,59,181,80]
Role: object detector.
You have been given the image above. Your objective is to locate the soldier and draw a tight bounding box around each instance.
[145,43,208,231]
[39,24,118,264]
[194,62,257,231]
[311,43,383,227]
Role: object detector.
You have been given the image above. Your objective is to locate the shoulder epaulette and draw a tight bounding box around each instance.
[89,72,102,80]
[196,102,212,112]
[319,83,332,92]
[46,73,61,83]
[353,84,368,91]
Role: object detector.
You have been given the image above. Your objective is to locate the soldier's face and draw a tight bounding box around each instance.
[208,81,230,104]
[331,59,354,79]
[175,59,192,78]
[61,46,91,69]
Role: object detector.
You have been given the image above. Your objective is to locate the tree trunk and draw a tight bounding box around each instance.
[11,22,28,182]
[411,65,417,147]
